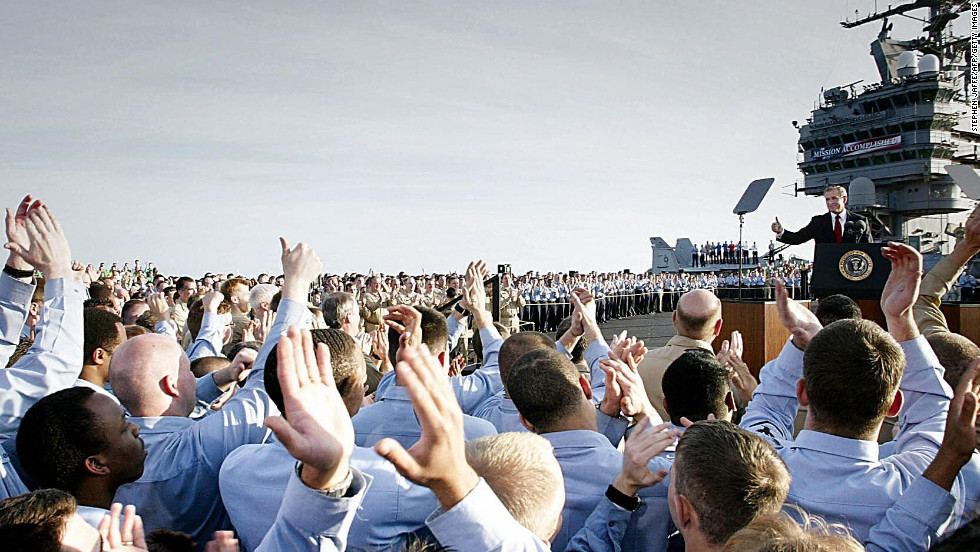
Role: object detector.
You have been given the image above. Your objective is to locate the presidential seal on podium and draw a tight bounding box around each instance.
[839,250,873,282]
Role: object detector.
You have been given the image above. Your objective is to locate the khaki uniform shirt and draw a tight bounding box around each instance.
[637,335,714,421]
[499,288,526,331]
[914,253,960,337]
[391,290,423,307]
[171,301,190,337]
[360,290,390,333]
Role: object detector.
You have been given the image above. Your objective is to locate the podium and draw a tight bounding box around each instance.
[940,303,980,346]
[810,243,890,299]
[809,242,890,327]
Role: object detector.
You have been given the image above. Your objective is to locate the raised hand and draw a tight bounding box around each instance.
[202,290,225,314]
[964,204,980,248]
[70,260,86,283]
[4,204,72,280]
[623,338,648,366]
[924,359,980,491]
[204,531,240,552]
[570,288,602,342]
[944,359,980,459]
[598,359,625,418]
[384,305,423,358]
[4,195,38,271]
[146,293,170,320]
[601,356,660,422]
[774,279,822,350]
[264,326,354,490]
[880,242,923,341]
[771,217,783,235]
[370,326,391,371]
[726,354,757,403]
[460,260,491,327]
[611,418,677,496]
[448,354,466,377]
[98,503,147,551]
[279,237,323,301]
[374,344,480,509]
[607,331,630,361]
[252,310,274,343]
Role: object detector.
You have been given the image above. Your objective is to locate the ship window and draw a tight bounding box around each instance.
[855,130,870,140]
[842,133,855,142]
[857,157,871,167]
[902,150,917,160]
[815,165,828,173]
[869,127,885,137]
[917,120,931,130]
[877,99,891,111]
[921,89,937,102]
[885,125,901,134]
[872,155,887,165]
[829,162,843,170]
[842,159,857,169]
[901,122,916,131]
[918,149,932,159]
[893,94,909,107]
[814,138,827,148]
[888,152,902,162]
[862,102,878,113]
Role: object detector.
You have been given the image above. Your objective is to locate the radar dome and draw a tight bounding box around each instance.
[848,177,878,209]
[919,54,940,76]
[897,51,918,77]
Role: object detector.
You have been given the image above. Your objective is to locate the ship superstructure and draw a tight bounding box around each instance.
[796,0,980,254]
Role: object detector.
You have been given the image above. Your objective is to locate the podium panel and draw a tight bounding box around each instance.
[940,303,980,347]
[811,243,891,299]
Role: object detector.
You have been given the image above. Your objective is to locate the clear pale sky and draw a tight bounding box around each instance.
[0,1,930,276]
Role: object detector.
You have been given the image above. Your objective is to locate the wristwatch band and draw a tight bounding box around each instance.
[3,265,33,279]
[605,484,641,511]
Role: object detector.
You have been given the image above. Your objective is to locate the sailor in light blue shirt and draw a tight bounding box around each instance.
[741,330,956,542]
[253,466,370,552]
[374,319,504,404]
[354,383,497,448]
[473,391,529,434]
[109,296,314,547]
[0,273,86,500]
[221,441,438,552]
[0,271,33,367]
[506,348,671,552]
[186,310,230,361]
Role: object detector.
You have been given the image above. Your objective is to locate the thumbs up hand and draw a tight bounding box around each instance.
[771,217,783,234]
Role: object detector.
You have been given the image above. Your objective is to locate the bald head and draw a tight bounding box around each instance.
[674,289,722,342]
[109,334,195,418]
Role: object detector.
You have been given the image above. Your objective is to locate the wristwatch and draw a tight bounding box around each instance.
[3,265,33,279]
[297,463,354,498]
[605,484,641,511]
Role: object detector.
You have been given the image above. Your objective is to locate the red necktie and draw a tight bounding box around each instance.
[835,215,843,243]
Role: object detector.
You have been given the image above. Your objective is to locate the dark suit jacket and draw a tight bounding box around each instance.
[777,211,872,245]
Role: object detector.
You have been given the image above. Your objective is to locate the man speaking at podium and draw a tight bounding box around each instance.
[771,185,872,245]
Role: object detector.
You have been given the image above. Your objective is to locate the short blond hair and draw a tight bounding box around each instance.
[465,433,564,542]
[722,509,863,552]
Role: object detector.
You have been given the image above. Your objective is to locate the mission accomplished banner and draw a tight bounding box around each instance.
[811,135,902,161]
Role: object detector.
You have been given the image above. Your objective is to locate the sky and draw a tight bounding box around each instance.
[0,1,940,276]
